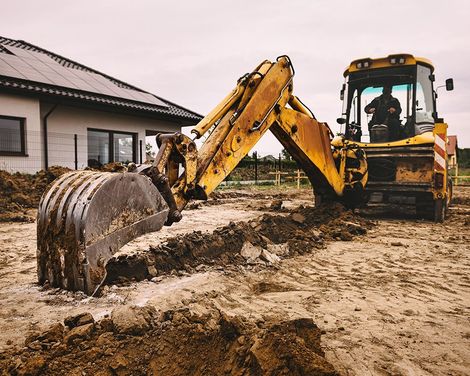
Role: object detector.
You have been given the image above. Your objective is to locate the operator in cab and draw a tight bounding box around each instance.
[365,86,402,141]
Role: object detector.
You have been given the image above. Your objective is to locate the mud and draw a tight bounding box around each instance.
[85,162,127,173]
[0,186,469,375]
[0,167,70,222]
[0,306,337,376]
[104,203,372,286]
[0,163,128,223]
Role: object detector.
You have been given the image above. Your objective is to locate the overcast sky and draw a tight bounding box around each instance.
[2,0,469,155]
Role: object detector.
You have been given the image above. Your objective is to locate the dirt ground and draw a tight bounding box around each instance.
[0,186,469,375]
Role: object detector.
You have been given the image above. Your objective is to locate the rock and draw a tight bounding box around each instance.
[391,241,404,247]
[310,229,322,238]
[96,332,114,346]
[37,323,64,343]
[270,199,283,210]
[260,249,281,264]
[147,265,158,277]
[64,323,94,346]
[64,312,94,328]
[266,243,289,256]
[18,355,46,376]
[240,242,262,263]
[109,354,129,371]
[99,317,114,332]
[151,276,164,283]
[24,332,40,346]
[291,213,306,224]
[111,305,156,335]
[260,235,273,245]
[27,340,42,351]
[195,264,206,272]
[354,307,362,312]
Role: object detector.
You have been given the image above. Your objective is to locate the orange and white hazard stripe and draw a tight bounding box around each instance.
[434,133,446,171]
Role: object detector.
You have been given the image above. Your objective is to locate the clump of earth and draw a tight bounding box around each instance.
[0,163,130,222]
[0,305,338,376]
[0,166,71,222]
[104,203,373,286]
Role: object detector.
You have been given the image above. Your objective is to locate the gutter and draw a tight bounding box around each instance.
[43,104,58,170]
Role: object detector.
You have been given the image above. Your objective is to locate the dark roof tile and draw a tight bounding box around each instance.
[0,36,202,122]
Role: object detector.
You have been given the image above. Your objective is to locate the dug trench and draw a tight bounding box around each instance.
[103,203,372,288]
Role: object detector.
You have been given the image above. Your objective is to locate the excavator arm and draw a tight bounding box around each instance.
[37,56,367,295]
[152,56,367,221]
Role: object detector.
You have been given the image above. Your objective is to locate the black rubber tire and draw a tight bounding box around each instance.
[434,198,446,223]
[416,197,446,222]
[446,179,453,216]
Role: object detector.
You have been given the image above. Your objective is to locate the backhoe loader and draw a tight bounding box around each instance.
[37,54,453,295]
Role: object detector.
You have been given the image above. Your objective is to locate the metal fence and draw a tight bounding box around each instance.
[0,130,148,174]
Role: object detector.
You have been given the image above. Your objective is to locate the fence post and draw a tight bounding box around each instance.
[74,134,78,170]
[254,151,258,185]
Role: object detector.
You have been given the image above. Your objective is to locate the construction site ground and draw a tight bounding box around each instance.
[0,185,469,375]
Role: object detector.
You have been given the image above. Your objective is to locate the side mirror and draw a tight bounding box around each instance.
[336,118,347,125]
[445,78,454,91]
[340,84,345,101]
[429,74,435,82]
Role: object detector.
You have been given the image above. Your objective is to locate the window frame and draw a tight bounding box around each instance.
[0,115,27,156]
[87,128,137,165]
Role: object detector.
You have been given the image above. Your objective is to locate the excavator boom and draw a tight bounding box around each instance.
[37,56,368,295]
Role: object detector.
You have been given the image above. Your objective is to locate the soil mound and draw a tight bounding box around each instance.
[0,307,338,376]
[0,166,70,222]
[105,203,373,285]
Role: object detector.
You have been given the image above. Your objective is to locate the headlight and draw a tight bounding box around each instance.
[389,55,406,65]
[355,59,372,69]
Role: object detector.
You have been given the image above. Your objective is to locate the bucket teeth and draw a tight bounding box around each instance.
[37,170,169,295]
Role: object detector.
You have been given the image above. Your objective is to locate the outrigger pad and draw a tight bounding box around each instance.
[37,171,169,295]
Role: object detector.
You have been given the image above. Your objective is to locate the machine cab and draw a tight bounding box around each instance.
[338,54,450,144]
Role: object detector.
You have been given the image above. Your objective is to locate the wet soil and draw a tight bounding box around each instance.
[0,307,337,376]
[0,186,469,375]
[104,203,372,286]
[0,163,126,222]
[0,167,70,222]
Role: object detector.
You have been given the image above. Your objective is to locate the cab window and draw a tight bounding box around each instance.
[415,65,434,124]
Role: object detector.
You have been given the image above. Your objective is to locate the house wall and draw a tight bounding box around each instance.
[0,93,42,173]
[0,95,183,173]
[43,104,182,170]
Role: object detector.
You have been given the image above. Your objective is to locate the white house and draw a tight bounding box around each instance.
[0,36,202,173]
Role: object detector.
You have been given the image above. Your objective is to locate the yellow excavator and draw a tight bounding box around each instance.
[37,54,453,295]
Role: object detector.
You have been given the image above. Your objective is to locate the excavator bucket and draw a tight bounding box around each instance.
[37,170,169,295]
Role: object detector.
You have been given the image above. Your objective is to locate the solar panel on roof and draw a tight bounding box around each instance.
[0,43,169,108]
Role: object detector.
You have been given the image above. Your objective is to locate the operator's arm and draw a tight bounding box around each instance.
[388,98,402,117]
[365,97,379,114]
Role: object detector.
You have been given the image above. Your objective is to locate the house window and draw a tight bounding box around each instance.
[0,116,26,156]
[87,129,136,166]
